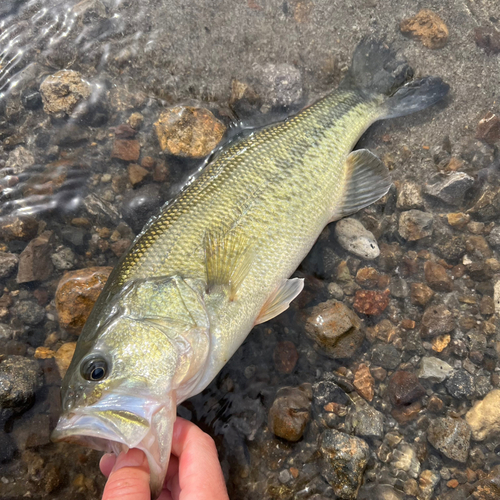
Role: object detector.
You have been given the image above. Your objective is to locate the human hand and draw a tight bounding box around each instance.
[100,417,229,500]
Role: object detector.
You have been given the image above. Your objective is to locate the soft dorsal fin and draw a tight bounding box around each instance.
[255,278,304,325]
[205,228,252,299]
[331,149,392,222]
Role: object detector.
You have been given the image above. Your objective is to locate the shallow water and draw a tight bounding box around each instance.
[1,0,500,499]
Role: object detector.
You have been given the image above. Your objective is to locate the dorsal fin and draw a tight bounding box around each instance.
[331,149,392,222]
[255,278,304,325]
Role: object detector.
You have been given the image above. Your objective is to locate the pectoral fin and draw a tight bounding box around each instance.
[255,278,304,325]
[331,149,391,221]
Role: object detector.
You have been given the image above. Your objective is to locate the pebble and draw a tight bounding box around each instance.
[5,146,35,175]
[400,9,449,49]
[421,304,455,337]
[268,384,312,442]
[445,369,475,399]
[111,139,141,162]
[0,252,19,279]
[304,299,364,359]
[154,106,226,157]
[387,371,425,407]
[447,212,470,229]
[16,231,54,284]
[121,183,162,234]
[335,218,380,260]
[0,216,38,242]
[53,342,77,378]
[14,300,45,326]
[424,261,453,292]
[410,282,434,306]
[391,442,420,478]
[390,277,409,298]
[466,389,500,441]
[494,281,500,315]
[273,341,298,374]
[371,344,402,370]
[0,323,15,341]
[55,267,112,334]
[128,163,149,185]
[418,469,440,500]
[353,289,390,315]
[39,70,91,116]
[128,112,144,129]
[0,356,42,412]
[320,429,369,499]
[486,226,500,249]
[424,172,474,206]
[252,63,303,108]
[418,357,454,383]
[475,111,500,145]
[346,400,385,439]
[355,267,380,289]
[396,182,424,210]
[427,416,471,463]
[468,186,500,222]
[398,210,434,241]
[51,247,75,271]
[474,26,500,55]
[353,363,374,401]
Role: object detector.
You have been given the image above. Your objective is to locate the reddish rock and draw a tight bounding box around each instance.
[400,9,449,49]
[111,139,140,161]
[273,341,299,374]
[110,238,132,257]
[392,401,422,425]
[387,371,425,407]
[476,112,500,145]
[424,261,453,292]
[55,267,112,334]
[141,156,156,169]
[114,124,136,138]
[17,231,54,283]
[353,364,374,402]
[353,289,390,316]
[355,267,380,289]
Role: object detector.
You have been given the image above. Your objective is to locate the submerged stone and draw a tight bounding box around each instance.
[466,389,500,441]
[335,218,380,260]
[400,9,449,49]
[427,416,471,463]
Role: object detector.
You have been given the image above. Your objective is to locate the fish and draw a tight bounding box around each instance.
[51,38,449,498]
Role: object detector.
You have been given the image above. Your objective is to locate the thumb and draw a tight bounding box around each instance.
[102,448,151,500]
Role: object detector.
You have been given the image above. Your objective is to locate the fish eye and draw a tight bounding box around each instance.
[81,356,109,382]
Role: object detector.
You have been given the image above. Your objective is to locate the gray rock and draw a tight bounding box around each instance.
[487,225,500,249]
[420,304,455,337]
[390,442,420,478]
[418,357,454,383]
[389,277,409,298]
[14,300,46,326]
[320,429,369,499]
[346,401,385,439]
[424,172,474,206]
[121,184,162,234]
[396,182,424,210]
[427,416,471,462]
[252,63,302,108]
[398,210,433,241]
[0,251,19,279]
[313,380,350,409]
[84,193,121,225]
[371,344,402,370]
[476,375,494,398]
[0,356,42,412]
[0,323,15,340]
[445,369,475,399]
[5,146,35,175]
[335,218,380,260]
[51,247,76,270]
[16,231,54,284]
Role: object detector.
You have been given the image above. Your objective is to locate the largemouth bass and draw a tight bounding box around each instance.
[52,39,448,498]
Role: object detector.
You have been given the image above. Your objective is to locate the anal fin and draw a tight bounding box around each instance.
[331,149,391,221]
[255,278,304,325]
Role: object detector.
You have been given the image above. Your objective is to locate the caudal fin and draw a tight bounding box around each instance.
[341,37,449,117]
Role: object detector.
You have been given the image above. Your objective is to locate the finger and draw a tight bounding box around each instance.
[102,448,151,500]
[164,454,179,486]
[170,418,229,500]
[100,453,116,477]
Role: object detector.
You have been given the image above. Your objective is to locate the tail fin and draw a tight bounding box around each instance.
[341,38,449,118]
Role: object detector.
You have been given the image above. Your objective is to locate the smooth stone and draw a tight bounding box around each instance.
[418,357,454,383]
[335,218,380,260]
[466,389,500,441]
[398,210,433,241]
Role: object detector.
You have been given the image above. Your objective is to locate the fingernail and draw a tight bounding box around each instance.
[112,448,147,472]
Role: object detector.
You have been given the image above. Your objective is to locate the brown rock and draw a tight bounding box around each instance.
[111,139,140,162]
[305,299,364,359]
[54,342,77,378]
[128,164,148,185]
[0,215,38,241]
[353,289,390,316]
[421,304,455,337]
[17,231,54,283]
[475,26,500,55]
[353,364,374,402]
[400,9,449,49]
[273,341,299,374]
[371,366,387,381]
[424,261,453,292]
[114,124,136,138]
[141,156,156,169]
[55,267,112,334]
[432,334,451,352]
[127,112,144,129]
[367,319,397,343]
[401,319,416,330]
[387,371,425,406]
[153,161,169,182]
[399,210,433,241]
[154,106,226,158]
[427,395,444,413]
[392,401,422,425]
[447,212,470,229]
[480,296,495,316]
[411,282,434,306]
[110,238,132,257]
[355,267,380,288]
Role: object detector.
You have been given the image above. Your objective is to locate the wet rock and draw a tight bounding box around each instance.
[54,342,77,378]
[268,384,312,442]
[400,9,449,49]
[391,442,420,478]
[51,246,75,270]
[313,380,350,410]
[128,112,144,129]
[418,469,440,500]
[0,252,19,279]
[486,226,500,249]
[17,231,54,284]
[305,299,364,359]
[427,416,471,462]
[14,300,45,326]
[475,26,500,55]
[446,369,475,399]
[476,112,500,145]
[0,323,15,340]
[355,267,380,289]
[83,193,121,225]
[396,182,424,210]
[466,389,500,441]
[55,267,112,334]
[424,172,474,206]
[447,212,470,229]
[0,432,16,462]
[424,261,453,292]
[320,429,369,499]
[110,238,132,257]
[346,400,384,439]
[121,183,162,234]
[468,187,500,222]
[469,464,500,500]
[154,106,225,158]
[398,210,433,241]
[418,357,453,383]
[252,63,303,108]
[128,163,149,185]
[40,70,91,117]
[390,277,409,298]
[353,363,374,402]
[359,484,404,500]
[371,344,402,370]
[111,139,140,162]
[0,216,38,242]
[273,341,298,374]
[421,304,455,337]
[353,289,390,315]
[378,242,403,271]
[495,281,500,315]
[5,146,35,175]
[0,356,42,412]
[387,371,425,407]
[410,283,434,306]
[21,88,43,110]
[392,401,422,425]
[335,218,380,260]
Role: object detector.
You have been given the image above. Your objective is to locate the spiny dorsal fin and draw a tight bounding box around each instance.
[331,149,392,222]
[255,278,304,325]
[205,228,252,299]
